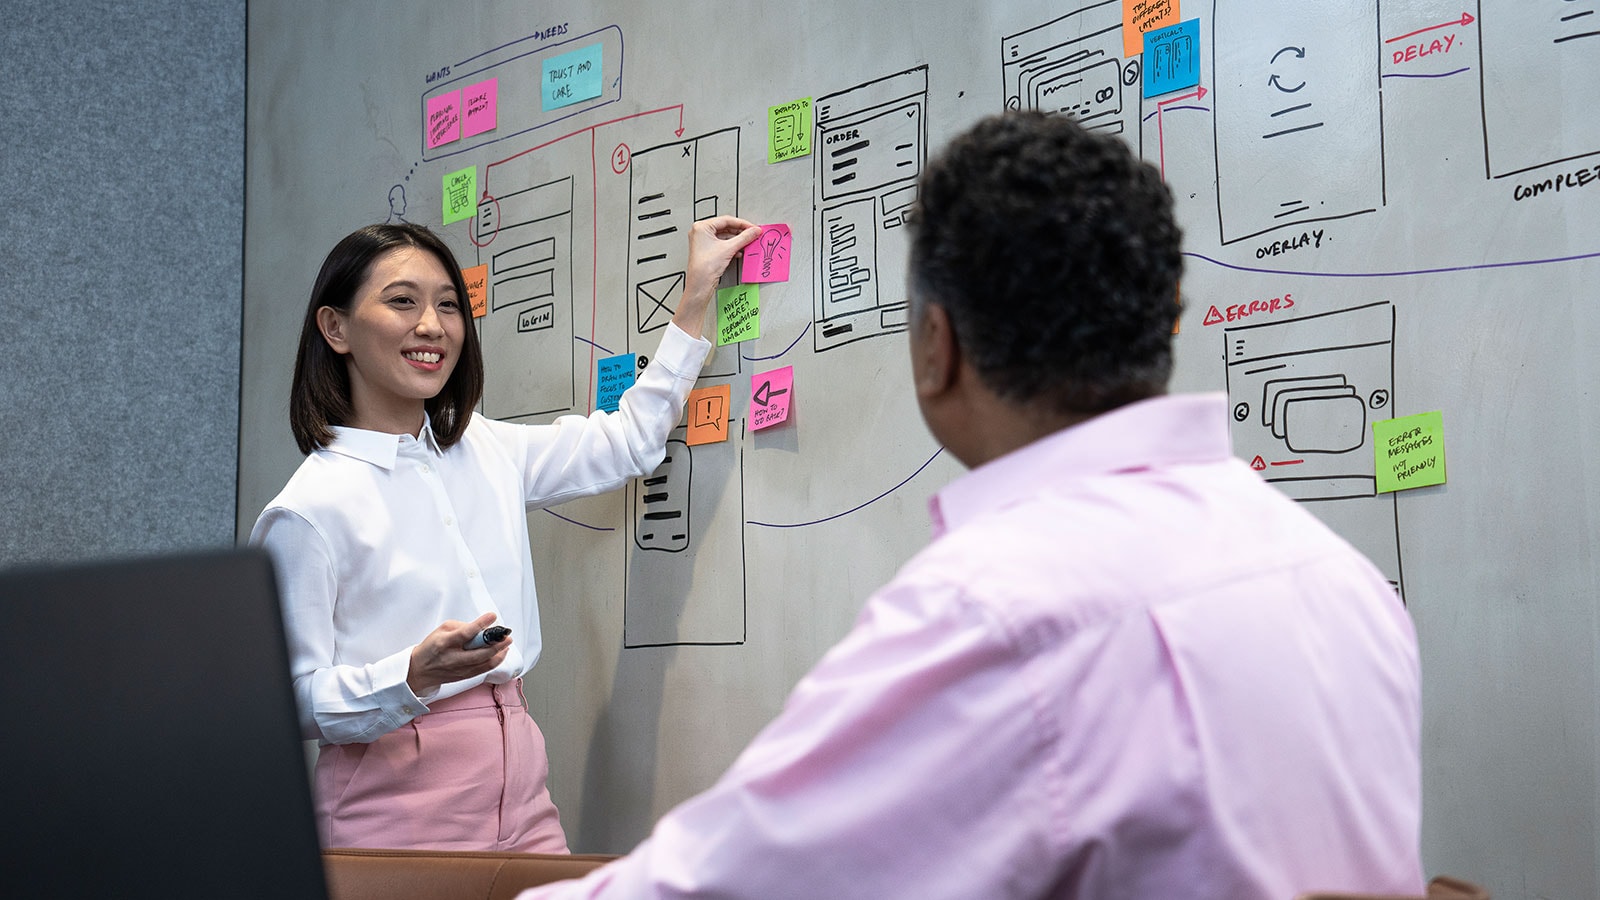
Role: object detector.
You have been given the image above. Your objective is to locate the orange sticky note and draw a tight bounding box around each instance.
[1124,0,1181,58]
[686,384,731,446]
[463,264,488,318]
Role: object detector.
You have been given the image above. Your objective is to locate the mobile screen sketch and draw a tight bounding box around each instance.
[1000,0,1144,153]
[812,67,928,353]
[1211,0,1382,245]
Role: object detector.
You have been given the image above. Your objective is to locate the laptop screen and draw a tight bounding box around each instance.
[0,547,329,899]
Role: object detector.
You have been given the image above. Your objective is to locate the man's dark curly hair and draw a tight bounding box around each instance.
[908,110,1183,415]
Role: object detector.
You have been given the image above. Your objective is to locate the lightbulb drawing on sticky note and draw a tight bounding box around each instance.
[741,224,791,283]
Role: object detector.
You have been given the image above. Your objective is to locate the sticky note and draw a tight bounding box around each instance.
[596,353,637,413]
[442,165,476,226]
[463,78,498,138]
[768,97,813,164]
[750,366,793,431]
[462,264,488,318]
[1143,18,1201,98]
[1373,411,1447,493]
[426,91,461,149]
[543,43,603,111]
[686,384,732,445]
[741,224,792,283]
[1124,0,1181,58]
[716,283,760,346]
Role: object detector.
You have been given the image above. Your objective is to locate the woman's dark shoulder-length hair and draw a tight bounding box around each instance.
[288,223,485,454]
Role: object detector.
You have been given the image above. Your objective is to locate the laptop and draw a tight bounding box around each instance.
[0,547,329,899]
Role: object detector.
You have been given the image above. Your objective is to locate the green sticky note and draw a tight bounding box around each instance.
[442,165,476,225]
[716,283,760,346]
[768,97,812,164]
[1373,411,1447,493]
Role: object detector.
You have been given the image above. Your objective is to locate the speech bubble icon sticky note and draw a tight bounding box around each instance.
[463,78,498,138]
[750,366,794,431]
[716,283,761,346]
[596,353,637,413]
[443,165,476,225]
[1373,411,1446,493]
[686,384,732,445]
[741,224,792,283]
[426,90,461,149]
[462,264,488,318]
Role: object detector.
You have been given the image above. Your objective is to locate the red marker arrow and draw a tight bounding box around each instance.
[1157,84,1207,109]
[1156,85,1207,177]
[1385,12,1474,44]
[675,105,685,138]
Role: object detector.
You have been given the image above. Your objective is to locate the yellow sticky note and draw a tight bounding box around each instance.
[462,264,488,318]
[1373,411,1447,493]
[1124,0,1181,58]
[686,384,732,446]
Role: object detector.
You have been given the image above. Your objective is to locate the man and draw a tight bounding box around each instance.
[521,111,1423,899]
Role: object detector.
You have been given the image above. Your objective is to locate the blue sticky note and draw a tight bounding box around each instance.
[542,44,604,111]
[1143,18,1201,98]
[595,353,636,413]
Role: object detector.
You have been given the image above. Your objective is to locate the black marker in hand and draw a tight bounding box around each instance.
[464,625,511,650]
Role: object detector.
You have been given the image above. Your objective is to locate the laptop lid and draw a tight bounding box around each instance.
[0,547,329,899]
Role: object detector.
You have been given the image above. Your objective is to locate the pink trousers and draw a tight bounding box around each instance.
[313,679,568,853]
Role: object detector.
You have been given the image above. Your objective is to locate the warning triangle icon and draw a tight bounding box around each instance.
[1250,456,1267,471]
[1203,305,1224,327]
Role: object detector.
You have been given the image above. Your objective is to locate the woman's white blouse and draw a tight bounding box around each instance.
[251,324,711,745]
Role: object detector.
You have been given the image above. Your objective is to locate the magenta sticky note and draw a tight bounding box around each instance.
[426,91,461,149]
[463,78,498,138]
[741,224,792,283]
[750,366,794,430]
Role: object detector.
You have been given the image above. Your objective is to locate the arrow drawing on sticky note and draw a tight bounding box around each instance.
[753,380,789,408]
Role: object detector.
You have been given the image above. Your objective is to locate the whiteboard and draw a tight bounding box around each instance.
[240,2,1600,895]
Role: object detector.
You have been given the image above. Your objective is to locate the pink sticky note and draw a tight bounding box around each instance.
[750,366,794,431]
[741,224,792,283]
[463,78,498,138]
[426,91,462,149]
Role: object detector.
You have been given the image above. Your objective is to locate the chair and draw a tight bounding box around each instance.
[1295,874,1489,900]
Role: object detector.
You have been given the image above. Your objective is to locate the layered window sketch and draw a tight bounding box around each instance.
[1223,302,1404,592]
[1000,0,1144,155]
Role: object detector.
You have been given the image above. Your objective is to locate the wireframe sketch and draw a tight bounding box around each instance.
[812,67,928,353]
[626,128,742,379]
[1000,0,1145,154]
[1477,0,1600,178]
[1211,1,1383,245]
[623,429,746,648]
[473,177,577,420]
[1224,302,1403,591]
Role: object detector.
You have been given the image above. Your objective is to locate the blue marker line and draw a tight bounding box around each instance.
[748,448,944,529]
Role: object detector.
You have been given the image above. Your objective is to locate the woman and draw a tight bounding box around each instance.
[251,216,759,852]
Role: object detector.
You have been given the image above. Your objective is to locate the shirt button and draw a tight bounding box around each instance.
[420,464,432,475]
[444,516,455,527]
[467,570,479,580]
[402,705,414,715]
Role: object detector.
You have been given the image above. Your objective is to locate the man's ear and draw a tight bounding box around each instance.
[316,306,351,355]
[910,301,961,402]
